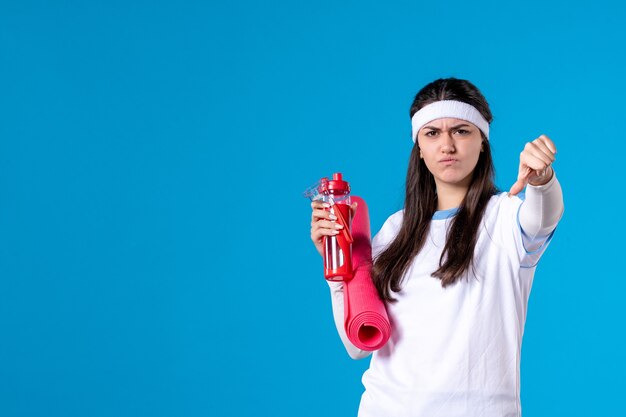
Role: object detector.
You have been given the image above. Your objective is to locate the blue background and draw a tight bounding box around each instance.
[1,1,624,416]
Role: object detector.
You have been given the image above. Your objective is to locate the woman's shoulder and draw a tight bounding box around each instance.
[484,191,525,223]
[382,209,404,231]
[372,209,404,244]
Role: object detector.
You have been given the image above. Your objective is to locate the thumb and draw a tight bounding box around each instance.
[350,201,358,217]
[508,179,526,196]
[509,165,532,196]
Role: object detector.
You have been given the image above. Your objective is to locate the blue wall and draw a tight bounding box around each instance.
[1,1,624,416]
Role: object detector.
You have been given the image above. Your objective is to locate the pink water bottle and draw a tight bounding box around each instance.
[319,173,353,281]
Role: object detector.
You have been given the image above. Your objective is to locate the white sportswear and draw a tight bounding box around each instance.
[327,173,564,417]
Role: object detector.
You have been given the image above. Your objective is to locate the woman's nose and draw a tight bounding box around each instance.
[441,132,455,152]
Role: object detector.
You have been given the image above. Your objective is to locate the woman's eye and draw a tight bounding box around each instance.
[425,131,437,137]
[455,129,470,135]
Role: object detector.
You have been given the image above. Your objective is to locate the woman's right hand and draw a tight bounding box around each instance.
[310,200,357,257]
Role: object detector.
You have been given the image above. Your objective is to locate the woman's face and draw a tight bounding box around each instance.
[416,117,484,190]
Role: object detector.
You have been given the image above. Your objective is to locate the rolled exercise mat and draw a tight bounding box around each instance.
[343,196,391,351]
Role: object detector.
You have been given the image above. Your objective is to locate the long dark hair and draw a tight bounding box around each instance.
[372,78,498,302]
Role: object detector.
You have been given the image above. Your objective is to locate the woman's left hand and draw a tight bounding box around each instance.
[509,134,557,196]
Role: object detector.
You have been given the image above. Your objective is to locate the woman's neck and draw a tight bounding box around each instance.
[435,183,469,211]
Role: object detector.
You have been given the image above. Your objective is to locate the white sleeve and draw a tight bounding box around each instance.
[518,171,564,251]
[327,281,372,360]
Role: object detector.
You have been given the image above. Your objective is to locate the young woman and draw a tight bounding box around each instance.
[309,78,564,417]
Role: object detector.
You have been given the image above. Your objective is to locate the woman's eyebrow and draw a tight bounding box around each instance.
[423,123,471,131]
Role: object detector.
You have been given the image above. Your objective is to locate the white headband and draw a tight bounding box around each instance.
[411,100,490,142]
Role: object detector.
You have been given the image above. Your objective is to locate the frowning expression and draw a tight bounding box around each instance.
[416,118,484,189]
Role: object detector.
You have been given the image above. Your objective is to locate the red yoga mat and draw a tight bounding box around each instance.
[343,196,391,351]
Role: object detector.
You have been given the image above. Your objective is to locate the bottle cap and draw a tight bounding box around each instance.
[322,172,350,195]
